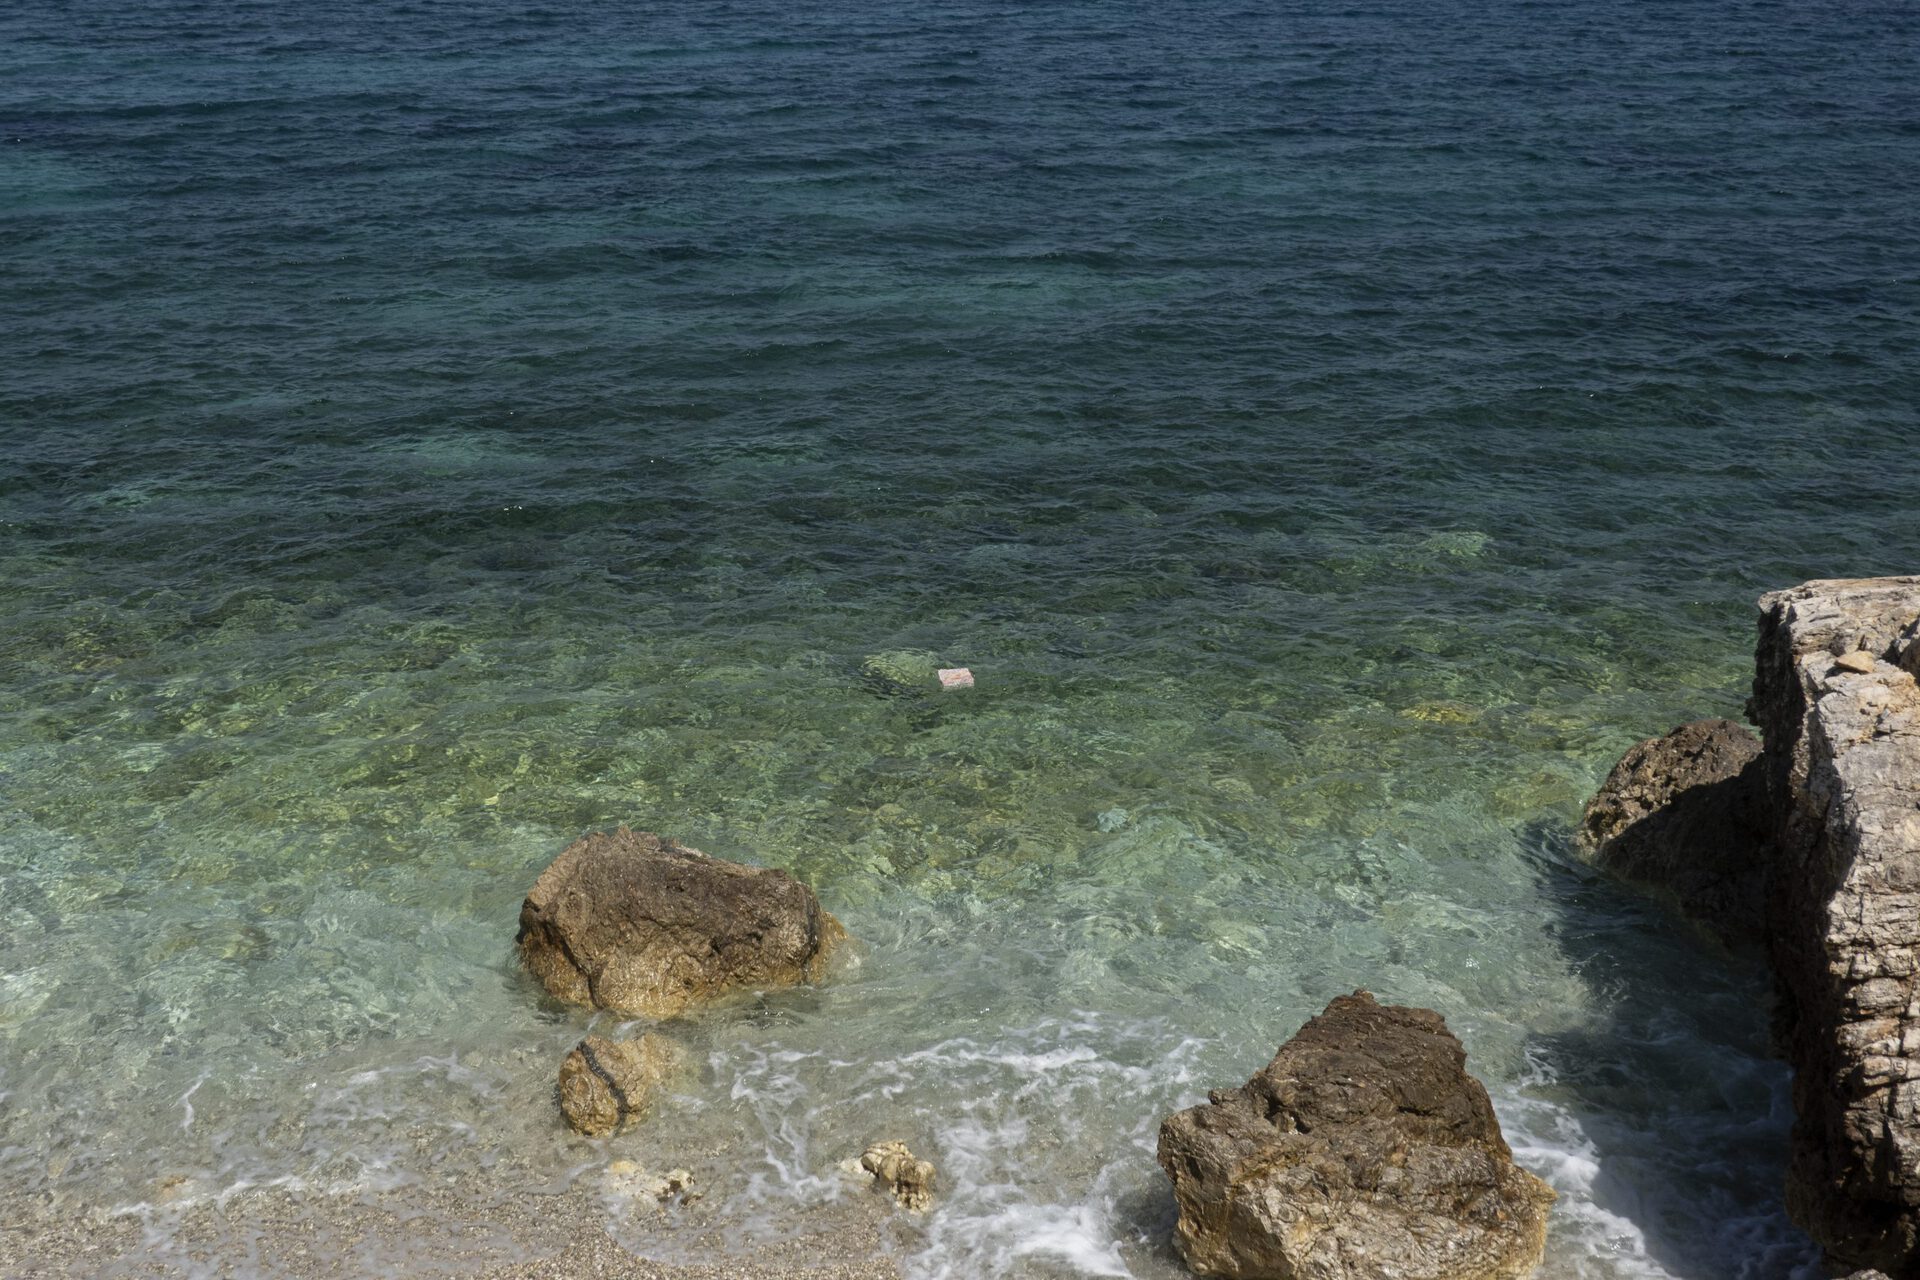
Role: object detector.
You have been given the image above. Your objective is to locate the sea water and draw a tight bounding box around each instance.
[3,0,1918,1274]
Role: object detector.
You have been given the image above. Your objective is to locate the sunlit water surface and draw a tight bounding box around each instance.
[4,0,1919,1274]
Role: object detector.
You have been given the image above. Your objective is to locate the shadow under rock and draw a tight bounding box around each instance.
[1513,819,1821,1280]
[1113,1178,1184,1277]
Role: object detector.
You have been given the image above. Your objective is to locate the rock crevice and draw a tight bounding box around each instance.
[1583,577,1920,1275]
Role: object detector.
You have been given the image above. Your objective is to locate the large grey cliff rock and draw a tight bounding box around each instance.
[1578,717,1771,941]
[1749,577,1920,1274]
[1157,991,1554,1280]
[517,827,846,1019]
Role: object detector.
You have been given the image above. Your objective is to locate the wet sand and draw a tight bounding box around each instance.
[0,1171,906,1280]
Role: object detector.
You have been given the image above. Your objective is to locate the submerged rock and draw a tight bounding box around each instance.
[1157,991,1553,1280]
[849,1140,935,1212]
[518,827,845,1019]
[557,1034,678,1136]
[858,650,941,698]
[1578,717,1772,941]
[603,1159,697,1206]
[1750,577,1920,1274]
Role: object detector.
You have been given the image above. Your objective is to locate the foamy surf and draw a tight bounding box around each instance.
[596,978,1820,1280]
[1496,1049,1820,1280]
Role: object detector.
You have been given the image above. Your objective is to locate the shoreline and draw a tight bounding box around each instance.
[0,1172,906,1280]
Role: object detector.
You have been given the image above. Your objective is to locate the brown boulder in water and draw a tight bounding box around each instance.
[1157,991,1554,1280]
[1578,717,1772,941]
[518,827,845,1019]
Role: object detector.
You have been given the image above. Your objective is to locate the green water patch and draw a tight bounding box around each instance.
[7,0,1909,1265]
[0,519,1753,1196]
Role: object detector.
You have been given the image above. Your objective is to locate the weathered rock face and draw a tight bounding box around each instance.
[1749,577,1920,1274]
[1156,991,1554,1280]
[557,1034,679,1136]
[1577,717,1771,941]
[518,828,846,1019]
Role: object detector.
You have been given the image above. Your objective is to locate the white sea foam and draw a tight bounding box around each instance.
[694,1012,1205,1277]
[918,1199,1134,1280]
[178,1070,211,1132]
[911,1104,1144,1280]
[1495,1046,1820,1280]
[691,1001,1818,1280]
[691,983,1819,1280]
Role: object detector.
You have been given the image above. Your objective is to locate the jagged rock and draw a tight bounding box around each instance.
[1578,717,1772,941]
[850,1140,935,1212]
[557,1034,678,1136]
[1157,991,1553,1280]
[518,828,845,1018]
[1749,577,1920,1274]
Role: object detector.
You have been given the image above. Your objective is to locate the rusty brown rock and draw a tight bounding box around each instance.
[517,828,846,1019]
[557,1034,678,1136]
[1578,717,1772,941]
[1157,991,1553,1280]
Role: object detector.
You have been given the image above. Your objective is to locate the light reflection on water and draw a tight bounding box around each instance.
[6,0,1920,1270]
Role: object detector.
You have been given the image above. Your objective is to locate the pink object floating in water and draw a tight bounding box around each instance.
[937,668,974,690]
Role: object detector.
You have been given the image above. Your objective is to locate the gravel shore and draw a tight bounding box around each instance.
[0,1168,906,1280]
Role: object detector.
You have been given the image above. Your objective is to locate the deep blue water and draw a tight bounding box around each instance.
[3,0,1918,1276]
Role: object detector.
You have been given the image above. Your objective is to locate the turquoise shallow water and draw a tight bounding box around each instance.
[3,0,1919,1274]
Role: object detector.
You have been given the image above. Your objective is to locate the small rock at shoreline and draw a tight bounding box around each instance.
[557,1033,678,1136]
[846,1140,935,1212]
